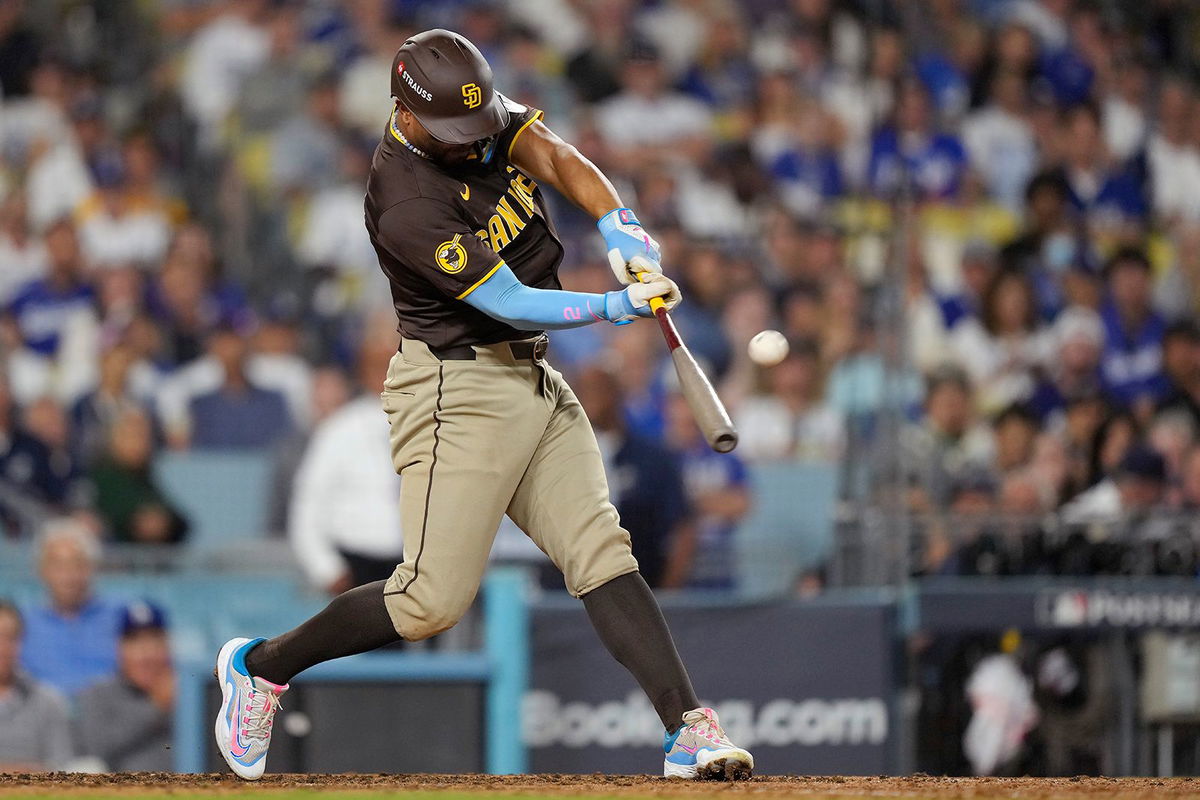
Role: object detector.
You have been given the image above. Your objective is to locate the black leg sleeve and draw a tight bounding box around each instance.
[581,571,699,733]
[244,580,400,685]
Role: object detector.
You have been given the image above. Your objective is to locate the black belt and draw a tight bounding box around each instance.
[409,335,549,362]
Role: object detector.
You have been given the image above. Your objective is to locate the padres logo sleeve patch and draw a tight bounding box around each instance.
[436,234,468,273]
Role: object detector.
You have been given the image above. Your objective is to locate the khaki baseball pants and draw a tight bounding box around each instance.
[379,337,639,641]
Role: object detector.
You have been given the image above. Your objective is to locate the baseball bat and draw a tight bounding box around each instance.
[639,274,738,453]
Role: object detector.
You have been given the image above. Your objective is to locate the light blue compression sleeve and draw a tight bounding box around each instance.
[461,262,639,329]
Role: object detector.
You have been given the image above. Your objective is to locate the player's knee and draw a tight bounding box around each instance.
[404,615,455,641]
[404,599,471,641]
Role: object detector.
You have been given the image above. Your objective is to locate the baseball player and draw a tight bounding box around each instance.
[214,29,753,781]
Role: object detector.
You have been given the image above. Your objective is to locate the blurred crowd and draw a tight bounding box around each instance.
[2,0,1200,594]
[6,0,1200,775]
[1,521,175,772]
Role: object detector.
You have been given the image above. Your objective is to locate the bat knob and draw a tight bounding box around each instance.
[712,432,738,453]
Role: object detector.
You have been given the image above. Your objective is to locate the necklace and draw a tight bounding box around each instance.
[390,111,430,159]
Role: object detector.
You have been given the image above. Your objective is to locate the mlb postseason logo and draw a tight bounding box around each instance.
[1037,589,1200,629]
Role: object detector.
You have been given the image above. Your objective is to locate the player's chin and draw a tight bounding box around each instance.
[432,144,475,164]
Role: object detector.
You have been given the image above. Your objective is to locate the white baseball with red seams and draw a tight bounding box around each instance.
[748,330,789,367]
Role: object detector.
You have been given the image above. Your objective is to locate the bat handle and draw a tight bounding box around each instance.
[637,272,667,313]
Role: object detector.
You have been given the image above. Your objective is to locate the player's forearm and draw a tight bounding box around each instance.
[510,121,621,221]
[549,142,623,221]
[462,263,634,329]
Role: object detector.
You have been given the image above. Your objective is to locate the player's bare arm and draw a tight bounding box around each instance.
[458,120,683,330]
[509,120,621,222]
[509,119,666,288]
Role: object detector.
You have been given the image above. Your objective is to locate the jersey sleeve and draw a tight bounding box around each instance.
[492,94,544,164]
[375,198,506,299]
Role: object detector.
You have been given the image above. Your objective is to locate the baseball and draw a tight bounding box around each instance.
[748,330,789,366]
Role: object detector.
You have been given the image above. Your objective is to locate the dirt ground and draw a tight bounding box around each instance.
[3,773,1200,799]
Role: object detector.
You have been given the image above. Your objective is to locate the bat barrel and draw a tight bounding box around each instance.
[640,273,738,453]
[669,346,738,454]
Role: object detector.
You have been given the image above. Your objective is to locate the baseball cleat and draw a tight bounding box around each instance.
[213,637,287,780]
[663,707,754,780]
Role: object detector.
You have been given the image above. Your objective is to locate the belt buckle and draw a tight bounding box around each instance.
[532,336,548,361]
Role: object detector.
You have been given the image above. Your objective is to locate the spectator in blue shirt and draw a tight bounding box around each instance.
[575,365,693,589]
[1037,5,1103,108]
[934,240,997,330]
[1057,104,1146,224]
[768,108,844,217]
[0,378,65,537]
[1098,248,1168,417]
[677,14,756,112]
[1038,44,1094,109]
[188,326,293,449]
[20,519,123,697]
[913,19,987,119]
[664,391,750,590]
[6,219,94,358]
[867,80,967,202]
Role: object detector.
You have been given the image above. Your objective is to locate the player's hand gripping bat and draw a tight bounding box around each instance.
[639,273,738,453]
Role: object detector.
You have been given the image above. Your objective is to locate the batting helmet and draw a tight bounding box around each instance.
[390,29,509,145]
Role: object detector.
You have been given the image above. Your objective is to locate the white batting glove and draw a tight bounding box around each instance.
[628,274,682,315]
[603,274,682,323]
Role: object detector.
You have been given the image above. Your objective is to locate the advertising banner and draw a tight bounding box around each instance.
[919,579,1200,633]
[525,599,897,775]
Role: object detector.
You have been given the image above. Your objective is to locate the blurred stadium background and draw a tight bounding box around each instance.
[5,0,1200,780]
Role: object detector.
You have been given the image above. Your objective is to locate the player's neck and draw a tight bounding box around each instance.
[390,109,431,160]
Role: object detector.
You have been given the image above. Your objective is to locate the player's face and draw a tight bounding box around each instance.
[424,137,477,165]
[397,105,477,165]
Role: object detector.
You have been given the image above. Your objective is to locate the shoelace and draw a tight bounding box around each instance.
[242,686,282,742]
[681,710,728,745]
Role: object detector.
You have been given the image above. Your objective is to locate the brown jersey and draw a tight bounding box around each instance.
[364,96,564,350]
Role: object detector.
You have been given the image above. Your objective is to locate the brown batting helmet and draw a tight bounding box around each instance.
[390,29,509,144]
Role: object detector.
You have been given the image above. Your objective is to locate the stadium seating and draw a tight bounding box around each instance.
[734,461,838,598]
[153,451,276,548]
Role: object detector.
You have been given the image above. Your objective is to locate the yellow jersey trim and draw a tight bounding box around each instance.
[506,109,545,162]
[456,260,505,300]
[389,109,431,159]
[388,109,403,143]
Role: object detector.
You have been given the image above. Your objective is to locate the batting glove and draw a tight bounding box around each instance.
[603,274,682,323]
[597,207,662,285]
